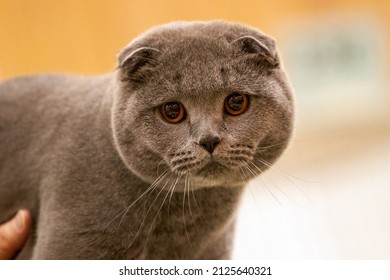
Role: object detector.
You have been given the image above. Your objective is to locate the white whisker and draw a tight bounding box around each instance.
[142,175,177,253]
[117,169,170,229]
[238,161,261,210]
[104,169,170,230]
[190,177,201,211]
[183,174,195,256]
[122,173,173,255]
[186,175,198,233]
[168,174,181,219]
[254,157,314,205]
[244,161,281,205]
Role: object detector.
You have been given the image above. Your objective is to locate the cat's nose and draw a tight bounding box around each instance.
[199,136,221,154]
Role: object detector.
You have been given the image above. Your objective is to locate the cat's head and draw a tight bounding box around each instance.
[112,21,294,190]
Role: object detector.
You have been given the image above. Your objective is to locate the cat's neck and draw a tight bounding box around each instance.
[121,183,245,259]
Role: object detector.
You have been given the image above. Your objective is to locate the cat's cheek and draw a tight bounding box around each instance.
[223,120,264,147]
[154,121,192,152]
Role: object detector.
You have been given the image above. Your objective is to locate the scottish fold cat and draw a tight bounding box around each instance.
[0,21,294,259]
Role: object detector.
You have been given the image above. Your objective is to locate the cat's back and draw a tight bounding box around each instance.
[0,74,111,146]
[0,74,110,122]
[1,75,72,163]
[0,74,83,107]
[0,74,112,214]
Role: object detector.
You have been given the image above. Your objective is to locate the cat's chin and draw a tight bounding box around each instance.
[186,162,244,188]
[195,161,228,177]
[177,176,245,190]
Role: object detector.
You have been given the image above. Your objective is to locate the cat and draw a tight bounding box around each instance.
[0,21,294,259]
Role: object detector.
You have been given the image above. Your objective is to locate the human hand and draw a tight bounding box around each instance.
[0,210,31,259]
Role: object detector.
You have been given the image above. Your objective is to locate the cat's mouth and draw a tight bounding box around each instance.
[167,156,251,188]
[168,152,253,185]
[196,161,226,176]
[191,160,249,187]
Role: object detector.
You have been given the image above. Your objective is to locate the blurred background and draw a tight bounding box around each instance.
[1,0,389,259]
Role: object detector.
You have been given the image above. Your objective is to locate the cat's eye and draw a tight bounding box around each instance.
[159,102,186,123]
[224,93,249,116]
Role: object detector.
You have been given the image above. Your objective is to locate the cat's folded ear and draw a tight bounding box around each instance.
[117,46,161,84]
[231,35,279,67]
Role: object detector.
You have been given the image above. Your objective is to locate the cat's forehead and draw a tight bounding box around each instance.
[161,51,229,93]
[136,46,267,106]
[151,41,254,100]
[120,21,281,104]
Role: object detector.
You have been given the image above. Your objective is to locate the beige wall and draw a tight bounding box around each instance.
[1,0,389,78]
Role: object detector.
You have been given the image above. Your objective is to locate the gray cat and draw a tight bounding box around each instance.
[0,21,294,259]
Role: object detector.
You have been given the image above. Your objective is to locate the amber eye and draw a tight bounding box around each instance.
[159,102,186,123]
[224,93,249,115]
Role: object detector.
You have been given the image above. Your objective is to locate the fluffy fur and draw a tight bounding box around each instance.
[0,21,294,259]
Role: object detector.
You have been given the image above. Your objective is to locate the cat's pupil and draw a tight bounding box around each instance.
[228,94,243,111]
[165,103,180,119]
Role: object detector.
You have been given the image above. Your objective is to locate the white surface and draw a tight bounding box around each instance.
[233,129,390,259]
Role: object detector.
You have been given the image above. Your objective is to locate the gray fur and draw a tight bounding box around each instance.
[0,21,294,259]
